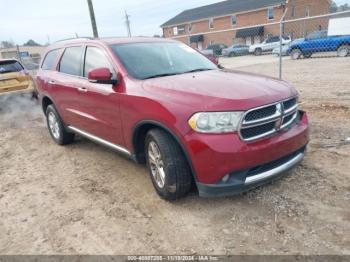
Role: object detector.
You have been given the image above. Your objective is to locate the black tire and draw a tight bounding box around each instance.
[45,104,74,145]
[337,45,349,57]
[31,91,38,100]
[291,49,302,60]
[303,53,312,58]
[145,129,192,200]
[254,48,262,56]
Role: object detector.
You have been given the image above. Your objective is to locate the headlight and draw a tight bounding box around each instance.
[188,112,244,133]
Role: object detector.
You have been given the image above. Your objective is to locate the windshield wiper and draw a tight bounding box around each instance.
[143,73,179,79]
[182,68,214,74]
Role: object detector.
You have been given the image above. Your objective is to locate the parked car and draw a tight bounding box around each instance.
[23,61,40,76]
[198,49,219,65]
[249,35,291,55]
[204,43,228,56]
[288,30,350,59]
[272,38,304,56]
[0,59,36,96]
[36,37,309,200]
[222,44,250,57]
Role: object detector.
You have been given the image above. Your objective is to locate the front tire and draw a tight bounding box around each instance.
[291,49,302,60]
[254,48,262,56]
[229,52,236,57]
[46,105,74,145]
[337,45,349,57]
[145,129,192,200]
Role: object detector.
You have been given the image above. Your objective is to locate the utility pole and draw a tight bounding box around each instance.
[125,10,132,37]
[87,0,99,38]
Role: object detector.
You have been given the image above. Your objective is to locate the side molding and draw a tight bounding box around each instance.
[68,126,131,156]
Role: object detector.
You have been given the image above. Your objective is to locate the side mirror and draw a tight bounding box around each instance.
[88,67,118,85]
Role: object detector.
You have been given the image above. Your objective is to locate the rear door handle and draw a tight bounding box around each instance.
[48,80,55,84]
[78,87,88,93]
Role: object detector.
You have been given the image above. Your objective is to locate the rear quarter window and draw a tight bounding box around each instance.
[0,60,24,74]
[41,49,61,70]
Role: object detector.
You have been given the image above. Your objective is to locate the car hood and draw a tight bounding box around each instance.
[142,69,297,111]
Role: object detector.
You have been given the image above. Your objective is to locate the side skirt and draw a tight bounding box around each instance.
[67,126,132,157]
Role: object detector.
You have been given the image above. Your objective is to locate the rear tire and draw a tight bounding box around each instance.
[337,45,349,57]
[291,49,302,60]
[254,48,262,56]
[46,105,75,145]
[145,129,192,200]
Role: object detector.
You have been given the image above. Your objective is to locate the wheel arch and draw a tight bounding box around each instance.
[42,96,54,114]
[132,120,198,182]
[337,42,350,49]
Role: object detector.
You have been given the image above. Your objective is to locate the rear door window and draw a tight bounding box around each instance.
[0,60,24,74]
[41,49,60,70]
[83,46,116,78]
[269,36,280,43]
[59,46,84,76]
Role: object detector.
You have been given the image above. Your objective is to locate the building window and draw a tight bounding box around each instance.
[209,18,214,29]
[177,25,186,35]
[268,7,274,20]
[291,6,296,17]
[173,27,178,35]
[231,15,237,25]
[188,23,192,33]
[305,6,310,17]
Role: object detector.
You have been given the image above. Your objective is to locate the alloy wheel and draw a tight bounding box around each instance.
[48,112,60,140]
[148,141,166,188]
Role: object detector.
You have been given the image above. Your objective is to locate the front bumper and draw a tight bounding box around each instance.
[197,146,306,197]
[183,111,309,197]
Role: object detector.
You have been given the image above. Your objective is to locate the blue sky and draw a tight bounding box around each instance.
[0,0,349,44]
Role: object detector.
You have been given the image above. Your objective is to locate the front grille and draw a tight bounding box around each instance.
[283,98,297,111]
[240,97,298,142]
[241,122,275,140]
[245,105,276,121]
[282,113,294,125]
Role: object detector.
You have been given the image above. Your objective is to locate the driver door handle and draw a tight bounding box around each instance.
[78,87,88,93]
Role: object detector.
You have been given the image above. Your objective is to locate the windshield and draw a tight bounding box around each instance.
[110,42,217,80]
[0,60,24,74]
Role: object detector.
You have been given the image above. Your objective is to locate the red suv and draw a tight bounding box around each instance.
[36,37,309,200]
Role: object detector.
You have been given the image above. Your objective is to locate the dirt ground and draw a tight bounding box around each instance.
[0,56,349,255]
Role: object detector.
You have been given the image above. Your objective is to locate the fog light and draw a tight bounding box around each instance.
[222,174,230,183]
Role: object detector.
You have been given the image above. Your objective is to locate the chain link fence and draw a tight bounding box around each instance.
[278,10,350,79]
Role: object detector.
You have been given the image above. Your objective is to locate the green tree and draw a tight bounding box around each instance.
[338,3,350,11]
[23,39,41,46]
[330,1,338,13]
[0,40,15,48]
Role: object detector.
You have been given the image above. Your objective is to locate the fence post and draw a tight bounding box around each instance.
[279,8,288,80]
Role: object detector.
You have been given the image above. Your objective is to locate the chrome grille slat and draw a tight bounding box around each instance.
[239,97,298,142]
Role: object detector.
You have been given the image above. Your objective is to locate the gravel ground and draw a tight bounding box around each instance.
[0,56,349,255]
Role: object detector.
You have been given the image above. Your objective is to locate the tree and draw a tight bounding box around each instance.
[338,3,350,11]
[23,39,41,46]
[0,40,15,48]
[330,1,338,13]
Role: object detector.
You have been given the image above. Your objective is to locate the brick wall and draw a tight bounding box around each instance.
[163,0,331,48]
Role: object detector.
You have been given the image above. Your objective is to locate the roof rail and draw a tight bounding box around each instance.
[54,37,96,43]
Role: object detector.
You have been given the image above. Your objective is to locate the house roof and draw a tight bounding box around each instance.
[161,0,286,27]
